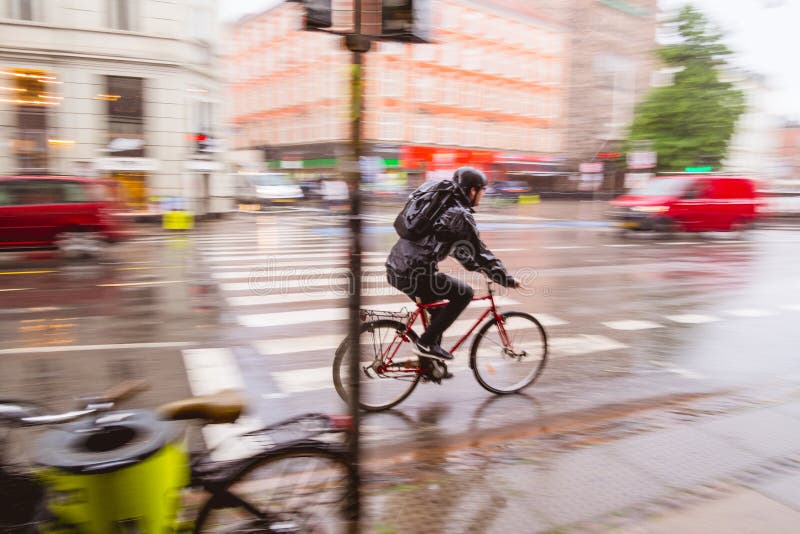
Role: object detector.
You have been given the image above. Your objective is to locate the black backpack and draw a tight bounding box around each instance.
[393,180,455,241]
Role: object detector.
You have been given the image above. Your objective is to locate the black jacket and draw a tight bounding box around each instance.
[386,186,515,286]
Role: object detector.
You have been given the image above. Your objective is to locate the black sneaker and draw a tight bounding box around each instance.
[413,341,454,361]
[419,358,454,382]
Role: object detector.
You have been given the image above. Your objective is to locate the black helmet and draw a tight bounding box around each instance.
[452,166,488,204]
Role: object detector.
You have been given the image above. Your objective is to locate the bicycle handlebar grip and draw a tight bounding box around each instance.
[101,379,149,403]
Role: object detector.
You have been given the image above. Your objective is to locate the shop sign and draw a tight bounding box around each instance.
[186,159,224,171]
[627,151,656,170]
[579,162,603,174]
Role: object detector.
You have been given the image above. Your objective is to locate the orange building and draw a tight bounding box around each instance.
[227,1,568,185]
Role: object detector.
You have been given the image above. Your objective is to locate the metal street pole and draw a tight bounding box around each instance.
[344,0,370,531]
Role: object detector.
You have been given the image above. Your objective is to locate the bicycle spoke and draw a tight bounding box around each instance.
[334,320,421,411]
[471,313,547,394]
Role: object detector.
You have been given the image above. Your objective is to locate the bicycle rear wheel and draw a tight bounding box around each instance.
[470,311,547,394]
[332,319,421,412]
[195,444,353,533]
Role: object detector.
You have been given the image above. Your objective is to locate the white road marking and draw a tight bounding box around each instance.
[238,297,520,328]
[601,320,664,331]
[255,334,346,356]
[208,257,388,270]
[0,341,196,355]
[213,265,387,280]
[252,307,559,357]
[181,348,262,461]
[272,366,336,394]
[604,244,640,248]
[205,251,386,263]
[543,245,588,250]
[667,367,705,379]
[270,333,623,395]
[97,280,182,287]
[228,287,405,307]
[780,304,800,311]
[201,245,345,255]
[221,275,389,293]
[725,308,777,318]
[664,314,721,324]
[548,335,628,357]
[0,288,32,292]
[182,347,246,393]
[223,274,387,293]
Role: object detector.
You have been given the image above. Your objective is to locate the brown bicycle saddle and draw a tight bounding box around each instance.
[157,390,245,424]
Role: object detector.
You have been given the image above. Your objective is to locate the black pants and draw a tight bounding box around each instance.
[387,270,474,347]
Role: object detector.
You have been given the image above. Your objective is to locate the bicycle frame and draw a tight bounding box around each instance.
[375,281,511,374]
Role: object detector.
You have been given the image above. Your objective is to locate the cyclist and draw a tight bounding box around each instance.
[386,167,520,374]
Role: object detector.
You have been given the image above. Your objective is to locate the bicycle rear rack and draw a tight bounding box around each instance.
[238,413,343,451]
[359,308,411,322]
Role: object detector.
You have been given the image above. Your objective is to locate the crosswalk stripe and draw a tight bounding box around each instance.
[228,287,405,307]
[725,308,777,318]
[664,314,720,324]
[221,276,388,293]
[205,251,386,263]
[207,257,388,271]
[237,297,520,328]
[181,348,263,461]
[226,275,388,294]
[602,319,663,330]
[213,265,387,280]
[252,310,570,357]
[201,244,345,254]
[269,332,623,394]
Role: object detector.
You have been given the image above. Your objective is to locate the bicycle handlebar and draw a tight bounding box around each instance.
[8,379,150,428]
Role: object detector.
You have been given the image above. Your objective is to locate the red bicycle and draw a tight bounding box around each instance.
[332,280,548,411]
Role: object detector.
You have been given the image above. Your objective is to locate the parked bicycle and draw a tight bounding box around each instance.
[0,381,353,533]
[333,279,548,411]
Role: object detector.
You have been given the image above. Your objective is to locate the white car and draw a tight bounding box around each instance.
[236,173,303,205]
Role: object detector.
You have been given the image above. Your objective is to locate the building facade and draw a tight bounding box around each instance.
[722,71,781,183]
[0,0,229,214]
[227,0,569,189]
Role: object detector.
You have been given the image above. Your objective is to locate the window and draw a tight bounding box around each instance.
[106,76,145,157]
[109,0,134,31]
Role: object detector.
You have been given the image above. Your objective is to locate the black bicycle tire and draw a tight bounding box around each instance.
[332,319,421,412]
[470,311,548,395]
[194,443,354,533]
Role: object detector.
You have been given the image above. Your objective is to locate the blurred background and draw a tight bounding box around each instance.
[2,1,800,532]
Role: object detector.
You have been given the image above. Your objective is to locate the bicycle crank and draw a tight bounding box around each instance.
[422,359,449,384]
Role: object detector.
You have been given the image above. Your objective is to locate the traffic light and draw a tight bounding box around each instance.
[381,0,432,42]
[302,0,332,30]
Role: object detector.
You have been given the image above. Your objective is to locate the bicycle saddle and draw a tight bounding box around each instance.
[157,390,245,424]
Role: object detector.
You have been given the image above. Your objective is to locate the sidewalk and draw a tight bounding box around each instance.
[362,383,800,533]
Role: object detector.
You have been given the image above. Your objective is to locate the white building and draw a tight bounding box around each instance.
[723,71,782,183]
[0,0,231,214]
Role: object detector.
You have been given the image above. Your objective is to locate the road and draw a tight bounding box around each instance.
[1,203,799,460]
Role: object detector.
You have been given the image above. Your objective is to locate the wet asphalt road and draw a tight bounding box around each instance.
[1,203,799,455]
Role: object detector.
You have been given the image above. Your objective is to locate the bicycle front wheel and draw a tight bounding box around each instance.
[471,311,548,394]
[332,319,421,411]
[195,444,353,534]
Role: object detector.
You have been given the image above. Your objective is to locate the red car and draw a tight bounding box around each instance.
[610,175,761,233]
[0,175,128,255]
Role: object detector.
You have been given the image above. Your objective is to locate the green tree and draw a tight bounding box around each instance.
[628,5,745,172]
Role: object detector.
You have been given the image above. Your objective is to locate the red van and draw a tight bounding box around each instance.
[609,175,761,233]
[0,176,127,255]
